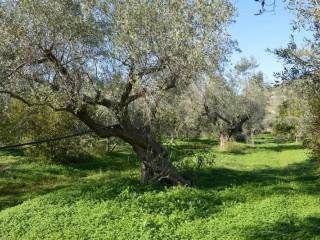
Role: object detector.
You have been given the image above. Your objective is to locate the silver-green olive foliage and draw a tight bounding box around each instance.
[0,0,234,118]
[275,1,320,158]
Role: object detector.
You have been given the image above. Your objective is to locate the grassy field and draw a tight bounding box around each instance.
[0,134,319,239]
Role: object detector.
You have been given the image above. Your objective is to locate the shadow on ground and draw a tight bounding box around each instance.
[254,144,305,152]
[0,137,318,219]
[0,150,139,211]
[66,151,139,172]
[246,216,320,239]
[190,160,319,195]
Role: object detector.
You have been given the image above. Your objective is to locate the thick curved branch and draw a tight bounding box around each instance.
[0,90,34,106]
[204,104,231,124]
[119,59,168,108]
[4,59,48,79]
[119,62,136,108]
[75,105,123,138]
[137,64,166,78]
[41,48,76,94]
[83,93,117,109]
[42,49,70,79]
[0,90,68,112]
[228,114,250,137]
[125,89,147,105]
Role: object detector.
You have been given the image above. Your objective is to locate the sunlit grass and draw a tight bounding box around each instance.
[0,134,319,239]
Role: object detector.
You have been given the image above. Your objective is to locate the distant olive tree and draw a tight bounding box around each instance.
[0,0,234,185]
[204,58,267,148]
[151,84,204,141]
[242,71,268,143]
[274,1,320,159]
[270,82,307,142]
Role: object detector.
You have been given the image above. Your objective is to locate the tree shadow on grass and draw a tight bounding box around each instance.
[254,139,276,145]
[0,183,70,211]
[65,152,139,172]
[245,216,320,240]
[254,143,305,152]
[0,136,317,221]
[253,135,277,144]
[35,175,227,219]
[0,158,81,211]
[1,159,318,222]
[2,157,317,221]
[0,149,25,157]
[179,138,218,145]
[189,159,319,196]
[219,146,251,156]
[37,157,318,220]
[0,151,140,211]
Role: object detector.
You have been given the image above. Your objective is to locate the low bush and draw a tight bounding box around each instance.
[221,141,247,154]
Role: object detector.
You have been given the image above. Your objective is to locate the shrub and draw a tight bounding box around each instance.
[273,122,297,140]
[174,149,215,169]
[221,141,246,154]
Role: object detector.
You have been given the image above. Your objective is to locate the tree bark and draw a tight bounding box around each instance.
[250,131,255,145]
[245,130,255,144]
[75,106,190,186]
[219,133,230,149]
[219,115,250,149]
[130,129,190,185]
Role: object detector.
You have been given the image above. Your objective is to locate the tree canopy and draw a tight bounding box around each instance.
[0,0,235,185]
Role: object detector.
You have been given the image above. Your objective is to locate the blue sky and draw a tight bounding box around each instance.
[229,0,296,83]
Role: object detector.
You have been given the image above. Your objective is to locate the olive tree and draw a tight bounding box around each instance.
[268,82,307,142]
[0,0,234,185]
[242,71,268,143]
[152,84,204,140]
[204,79,246,148]
[274,1,320,159]
[204,58,267,148]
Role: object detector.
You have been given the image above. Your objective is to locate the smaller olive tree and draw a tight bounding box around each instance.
[242,72,268,143]
[204,58,268,148]
[273,0,320,159]
[271,83,307,142]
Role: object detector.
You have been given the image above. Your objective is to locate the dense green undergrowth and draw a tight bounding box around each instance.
[0,134,319,239]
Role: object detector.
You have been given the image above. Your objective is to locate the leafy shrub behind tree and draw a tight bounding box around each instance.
[0,100,96,162]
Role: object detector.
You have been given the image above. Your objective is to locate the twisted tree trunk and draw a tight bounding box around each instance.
[75,106,190,186]
[219,132,230,149]
[131,131,190,185]
[118,124,190,185]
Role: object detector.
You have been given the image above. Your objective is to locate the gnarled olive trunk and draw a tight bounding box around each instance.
[219,132,230,149]
[219,115,250,149]
[127,128,190,185]
[132,141,188,185]
[75,106,190,186]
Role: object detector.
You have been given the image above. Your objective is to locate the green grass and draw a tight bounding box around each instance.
[0,134,319,239]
